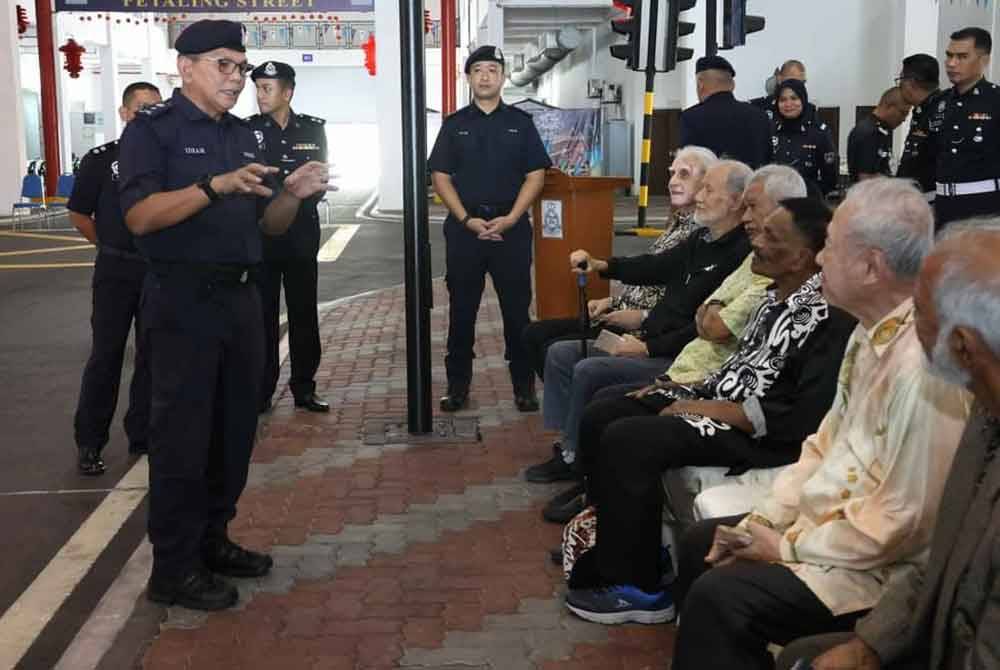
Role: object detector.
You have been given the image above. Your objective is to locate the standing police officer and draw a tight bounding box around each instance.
[248,61,329,414]
[69,81,161,476]
[680,56,772,168]
[846,87,911,183]
[118,20,331,611]
[429,45,552,412]
[930,27,1000,226]
[771,79,839,196]
[896,53,945,202]
[749,59,813,125]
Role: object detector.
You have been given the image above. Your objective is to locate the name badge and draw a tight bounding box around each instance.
[184,147,206,155]
[292,143,320,151]
[242,152,256,159]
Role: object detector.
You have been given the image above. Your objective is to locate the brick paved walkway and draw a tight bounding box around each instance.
[140,279,676,669]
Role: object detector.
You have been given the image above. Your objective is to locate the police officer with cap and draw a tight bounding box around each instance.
[428,44,552,412]
[846,86,911,183]
[896,53,945,202]
[680,56,772,168]
[930,27,1000,226]
[69,81,161,476]
[118,19,332,611]
[247,61,329,414]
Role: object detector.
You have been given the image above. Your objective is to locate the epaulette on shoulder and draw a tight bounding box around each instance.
[299,113,325,126]
[88,139,119,156]
[137,100,172,119]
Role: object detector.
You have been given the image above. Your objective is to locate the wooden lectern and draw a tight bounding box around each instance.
[531,169,632,320]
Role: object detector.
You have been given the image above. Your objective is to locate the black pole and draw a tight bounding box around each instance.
[399,0,434,434]
[705,0,718,56]
[636,0,659,230]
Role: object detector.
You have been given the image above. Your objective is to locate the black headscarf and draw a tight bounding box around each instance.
[775,78,811,129]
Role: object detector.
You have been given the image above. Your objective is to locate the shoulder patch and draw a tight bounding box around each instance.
[137,100,172,119]
[300,114,326,126]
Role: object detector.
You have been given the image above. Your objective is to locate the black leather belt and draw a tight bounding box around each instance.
[150,261,255,284]
[468,202,516,218]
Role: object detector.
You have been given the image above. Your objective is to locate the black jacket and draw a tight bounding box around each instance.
[680,92,773,168]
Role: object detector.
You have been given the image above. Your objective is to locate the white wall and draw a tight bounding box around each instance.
[2,1,28,212]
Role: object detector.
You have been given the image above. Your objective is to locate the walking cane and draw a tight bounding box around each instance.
[577,261,590,358]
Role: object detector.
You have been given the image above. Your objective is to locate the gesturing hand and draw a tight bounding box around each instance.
[211,163,278,197]
[284,161,336,199]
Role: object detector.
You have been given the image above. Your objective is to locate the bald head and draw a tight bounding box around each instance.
[696,70,735,101]
[875,86,912,129]
[916,223,1000,402]
[779,60,806,83]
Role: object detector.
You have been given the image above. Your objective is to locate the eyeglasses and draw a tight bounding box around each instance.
[195,57,254,77]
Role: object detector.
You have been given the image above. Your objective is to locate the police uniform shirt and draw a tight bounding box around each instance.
[247,110,327,259]
[847,114,893,182]
[68,140,137,253]
[931,79,1000,184]
[118,88,267,264]
[897,89,946,193]
[428,101,552,207]
[772,119,838,194]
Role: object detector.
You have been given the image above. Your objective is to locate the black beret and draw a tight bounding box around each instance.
[695,55,736,77]
[251,60,296,83]
[465,45,505,74]
[175,19,246,55]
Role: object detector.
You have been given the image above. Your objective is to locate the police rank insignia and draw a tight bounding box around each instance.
[264,61,277,76]
[494,47,503,60]
[254,130,266,150]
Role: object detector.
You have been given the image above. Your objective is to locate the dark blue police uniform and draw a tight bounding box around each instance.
[897,88,946,200]
[846,113,893,183]
[69,139,150,470]
[119,87,268,587]
[247,106,327,409]
[428,98,552,401]
[929,78,1000,226]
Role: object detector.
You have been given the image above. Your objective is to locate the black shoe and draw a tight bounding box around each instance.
[294,393,329,413]
[514,391,539,412]
[439,386,469,412]
[525,444,577,483]
[147,568,238,611]
[549,547,563,566]
[202,536,274,578]
[78,447,105,476]
[128,442,147,456]
[259,397,272,414]
[543,483,586,524]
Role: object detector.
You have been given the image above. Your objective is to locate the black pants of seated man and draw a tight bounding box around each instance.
[670,515,868,670]
[577,384,795,594]
[521,318,605,381]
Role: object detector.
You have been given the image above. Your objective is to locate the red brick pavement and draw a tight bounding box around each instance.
[139,280,677,669]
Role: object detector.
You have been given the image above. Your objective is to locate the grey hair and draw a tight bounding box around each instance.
[747,164,807,201]
[716,160,753,195]
[674,146,719,176]
[842,177,934,279]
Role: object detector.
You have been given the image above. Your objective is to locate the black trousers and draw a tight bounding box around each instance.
[443,216,533,390]
[258,256,321,402]
[74,253,150,452]
[671,516,866,670]
[521,317,602,381]
[578,386,792,592]
[934,190,1000,228]
[142,269,263,579]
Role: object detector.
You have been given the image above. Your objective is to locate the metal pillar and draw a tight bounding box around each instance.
[36,0,60,196]
[441,0,457,115]
[399,0,434,434]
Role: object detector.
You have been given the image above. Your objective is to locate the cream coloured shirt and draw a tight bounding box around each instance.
[746,299,972,615]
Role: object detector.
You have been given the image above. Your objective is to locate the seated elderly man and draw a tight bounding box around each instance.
[776,223,1000,670]
[564,197,856,623]
[536,165,807,527]
[654,178,971,669]
[524,161,753,490]
[521,146,718,386]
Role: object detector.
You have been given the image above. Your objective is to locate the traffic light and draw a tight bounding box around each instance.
[664,0,697,72]
[609,0,643,71]
[721,0,765,49]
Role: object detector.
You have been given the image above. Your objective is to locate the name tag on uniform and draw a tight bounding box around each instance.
[969,112,992,121]
[242,152,256,159]
[292,143,320,151]
[457,130,470,136]
[803,144,817,150]
[507,128,519,133]
[184,147,206,155]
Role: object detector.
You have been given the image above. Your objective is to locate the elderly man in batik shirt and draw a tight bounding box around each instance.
[659,178,972,669]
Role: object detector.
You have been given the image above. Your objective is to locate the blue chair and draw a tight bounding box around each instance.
[11,173,46,226]
[45,173,75,227]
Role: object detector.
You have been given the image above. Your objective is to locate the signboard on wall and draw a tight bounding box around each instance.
[55,0,373,12]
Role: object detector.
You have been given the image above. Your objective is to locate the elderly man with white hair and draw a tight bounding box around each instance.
[777,221,1000,670]
[662,178,971,668]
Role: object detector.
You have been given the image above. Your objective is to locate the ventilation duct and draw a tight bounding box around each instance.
[508,27,581,87]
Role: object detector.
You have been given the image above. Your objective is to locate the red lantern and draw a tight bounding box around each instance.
[361,34,375,76]
[16,5,29,34]
[59,38,86,78]
[424,9,431,34]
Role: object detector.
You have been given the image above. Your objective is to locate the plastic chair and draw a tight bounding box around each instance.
[44,173,75,227]
[11,174,46,228]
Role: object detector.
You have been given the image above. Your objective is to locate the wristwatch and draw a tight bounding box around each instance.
[459,214,471,227]
[196,174,220,202]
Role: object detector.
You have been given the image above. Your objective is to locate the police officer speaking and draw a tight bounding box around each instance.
[428,45,552,413]
[248,61,330,414]
[118,19,332,611]
[931,27,1000,226]
[68,81,161,476]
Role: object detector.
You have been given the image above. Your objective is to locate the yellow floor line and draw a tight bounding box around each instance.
[0,245,94,258]
[0,231,90,243]
[0,262,95,270]
[0,458,149,669]
[317,224,359,263]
